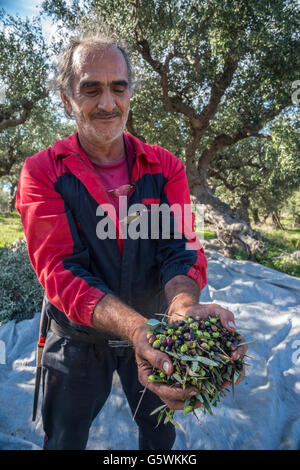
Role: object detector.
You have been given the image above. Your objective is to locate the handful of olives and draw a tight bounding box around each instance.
[144,314,248,428]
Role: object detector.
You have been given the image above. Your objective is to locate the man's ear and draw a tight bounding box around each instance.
[60,91,72,115]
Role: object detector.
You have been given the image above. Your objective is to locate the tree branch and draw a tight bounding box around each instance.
[208,168,260,192]
[0,102,33,130]
[198,104,288,172]
[126,109,146,142]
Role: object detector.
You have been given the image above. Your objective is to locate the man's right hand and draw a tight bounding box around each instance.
[132,325,201,410]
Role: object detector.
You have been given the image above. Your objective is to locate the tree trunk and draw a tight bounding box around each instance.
[235,195,251,225]
[190,178,265,257]
[271,211,284,230]
[252,208,260,225]
[7,184,17,213]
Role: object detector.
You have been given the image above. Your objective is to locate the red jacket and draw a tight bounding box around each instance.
[16,132,207,337]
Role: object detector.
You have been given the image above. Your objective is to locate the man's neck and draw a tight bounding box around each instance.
[77,132,125,164]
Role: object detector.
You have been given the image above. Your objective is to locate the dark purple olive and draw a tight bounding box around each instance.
[166,337,173,347]
[160,338,167,347]
[200,323,206,330]
[148,334,156,345]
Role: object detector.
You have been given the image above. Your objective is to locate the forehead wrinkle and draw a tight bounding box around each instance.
[72,44,125,75]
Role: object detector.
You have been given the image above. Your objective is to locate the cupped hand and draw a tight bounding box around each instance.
[132,325,202,410]
[172,303,248,389]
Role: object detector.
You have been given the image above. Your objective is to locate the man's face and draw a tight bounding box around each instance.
[63,45,131,148]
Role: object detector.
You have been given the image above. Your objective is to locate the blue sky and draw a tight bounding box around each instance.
[0,0,60,42]
[0,0,43,18]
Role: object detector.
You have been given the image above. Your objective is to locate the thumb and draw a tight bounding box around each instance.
[145,346,174,376]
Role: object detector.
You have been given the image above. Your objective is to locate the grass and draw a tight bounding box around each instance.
[234,220,300,278]
[202,229,217,241]
[0,212,24,247]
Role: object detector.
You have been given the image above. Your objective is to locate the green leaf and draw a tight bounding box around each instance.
[210,391,219,407]
[150,404,167,416]
[155,409,165,428]
[232,375,235,401]
[195,393,204,403]
[145,319,161,327]
[172,373,183,384]
[195,356,219,367]
[187,366,200,377]
[168,416,183,430]
[202,394,213,415]
[237,340,256,347]
[234,370,241,384]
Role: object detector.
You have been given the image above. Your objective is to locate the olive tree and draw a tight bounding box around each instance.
[0,10,50,130]
[42,0,300,254]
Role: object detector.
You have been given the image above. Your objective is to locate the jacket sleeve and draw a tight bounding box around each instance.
[15,154,113,327]
[156,149,207,291]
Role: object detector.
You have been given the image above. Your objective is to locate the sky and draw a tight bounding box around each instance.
[0,0,43,18]
[0,0,61,43]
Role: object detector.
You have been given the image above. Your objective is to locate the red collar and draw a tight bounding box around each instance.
[52,132,160,164]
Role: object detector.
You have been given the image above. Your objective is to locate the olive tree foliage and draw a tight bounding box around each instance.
[42,0,300,254]
[0,9,76,209]
[209,113,300,226]
[0,10,50,131]
[0,102,76,211]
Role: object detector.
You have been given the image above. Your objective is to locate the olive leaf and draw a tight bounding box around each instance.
[234,370,241,384]
[145,319,161,327]
[172,373,183,384]
[150,404,167,416]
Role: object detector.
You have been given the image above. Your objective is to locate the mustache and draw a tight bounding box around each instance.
[90,111,122,119]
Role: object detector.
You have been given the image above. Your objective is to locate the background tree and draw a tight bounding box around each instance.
[42,0,300,254]
[210,113,300,229]
[0,101,76,212]
[0,10,50,131]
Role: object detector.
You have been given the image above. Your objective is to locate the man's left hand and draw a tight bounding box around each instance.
[170,302,248,388]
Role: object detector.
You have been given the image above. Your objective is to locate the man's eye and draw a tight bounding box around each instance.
[85,89,98,95]
[114,88,125,93]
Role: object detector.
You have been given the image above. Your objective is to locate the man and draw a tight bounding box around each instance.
[15,31,247,450]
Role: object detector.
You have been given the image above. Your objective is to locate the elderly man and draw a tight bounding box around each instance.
[16,31,246,450]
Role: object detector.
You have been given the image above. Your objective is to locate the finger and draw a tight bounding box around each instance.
[231,336,248,361]
[140,342,175,377]
[146,381,199,404]
[163,398,203,411]
[221,379,231,390]
[234,365,246,385]
[191,303,237,333]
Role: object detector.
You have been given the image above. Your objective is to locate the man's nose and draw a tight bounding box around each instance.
[97,89,116,112]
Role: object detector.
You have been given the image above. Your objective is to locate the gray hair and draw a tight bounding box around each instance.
[50,29,135,118]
